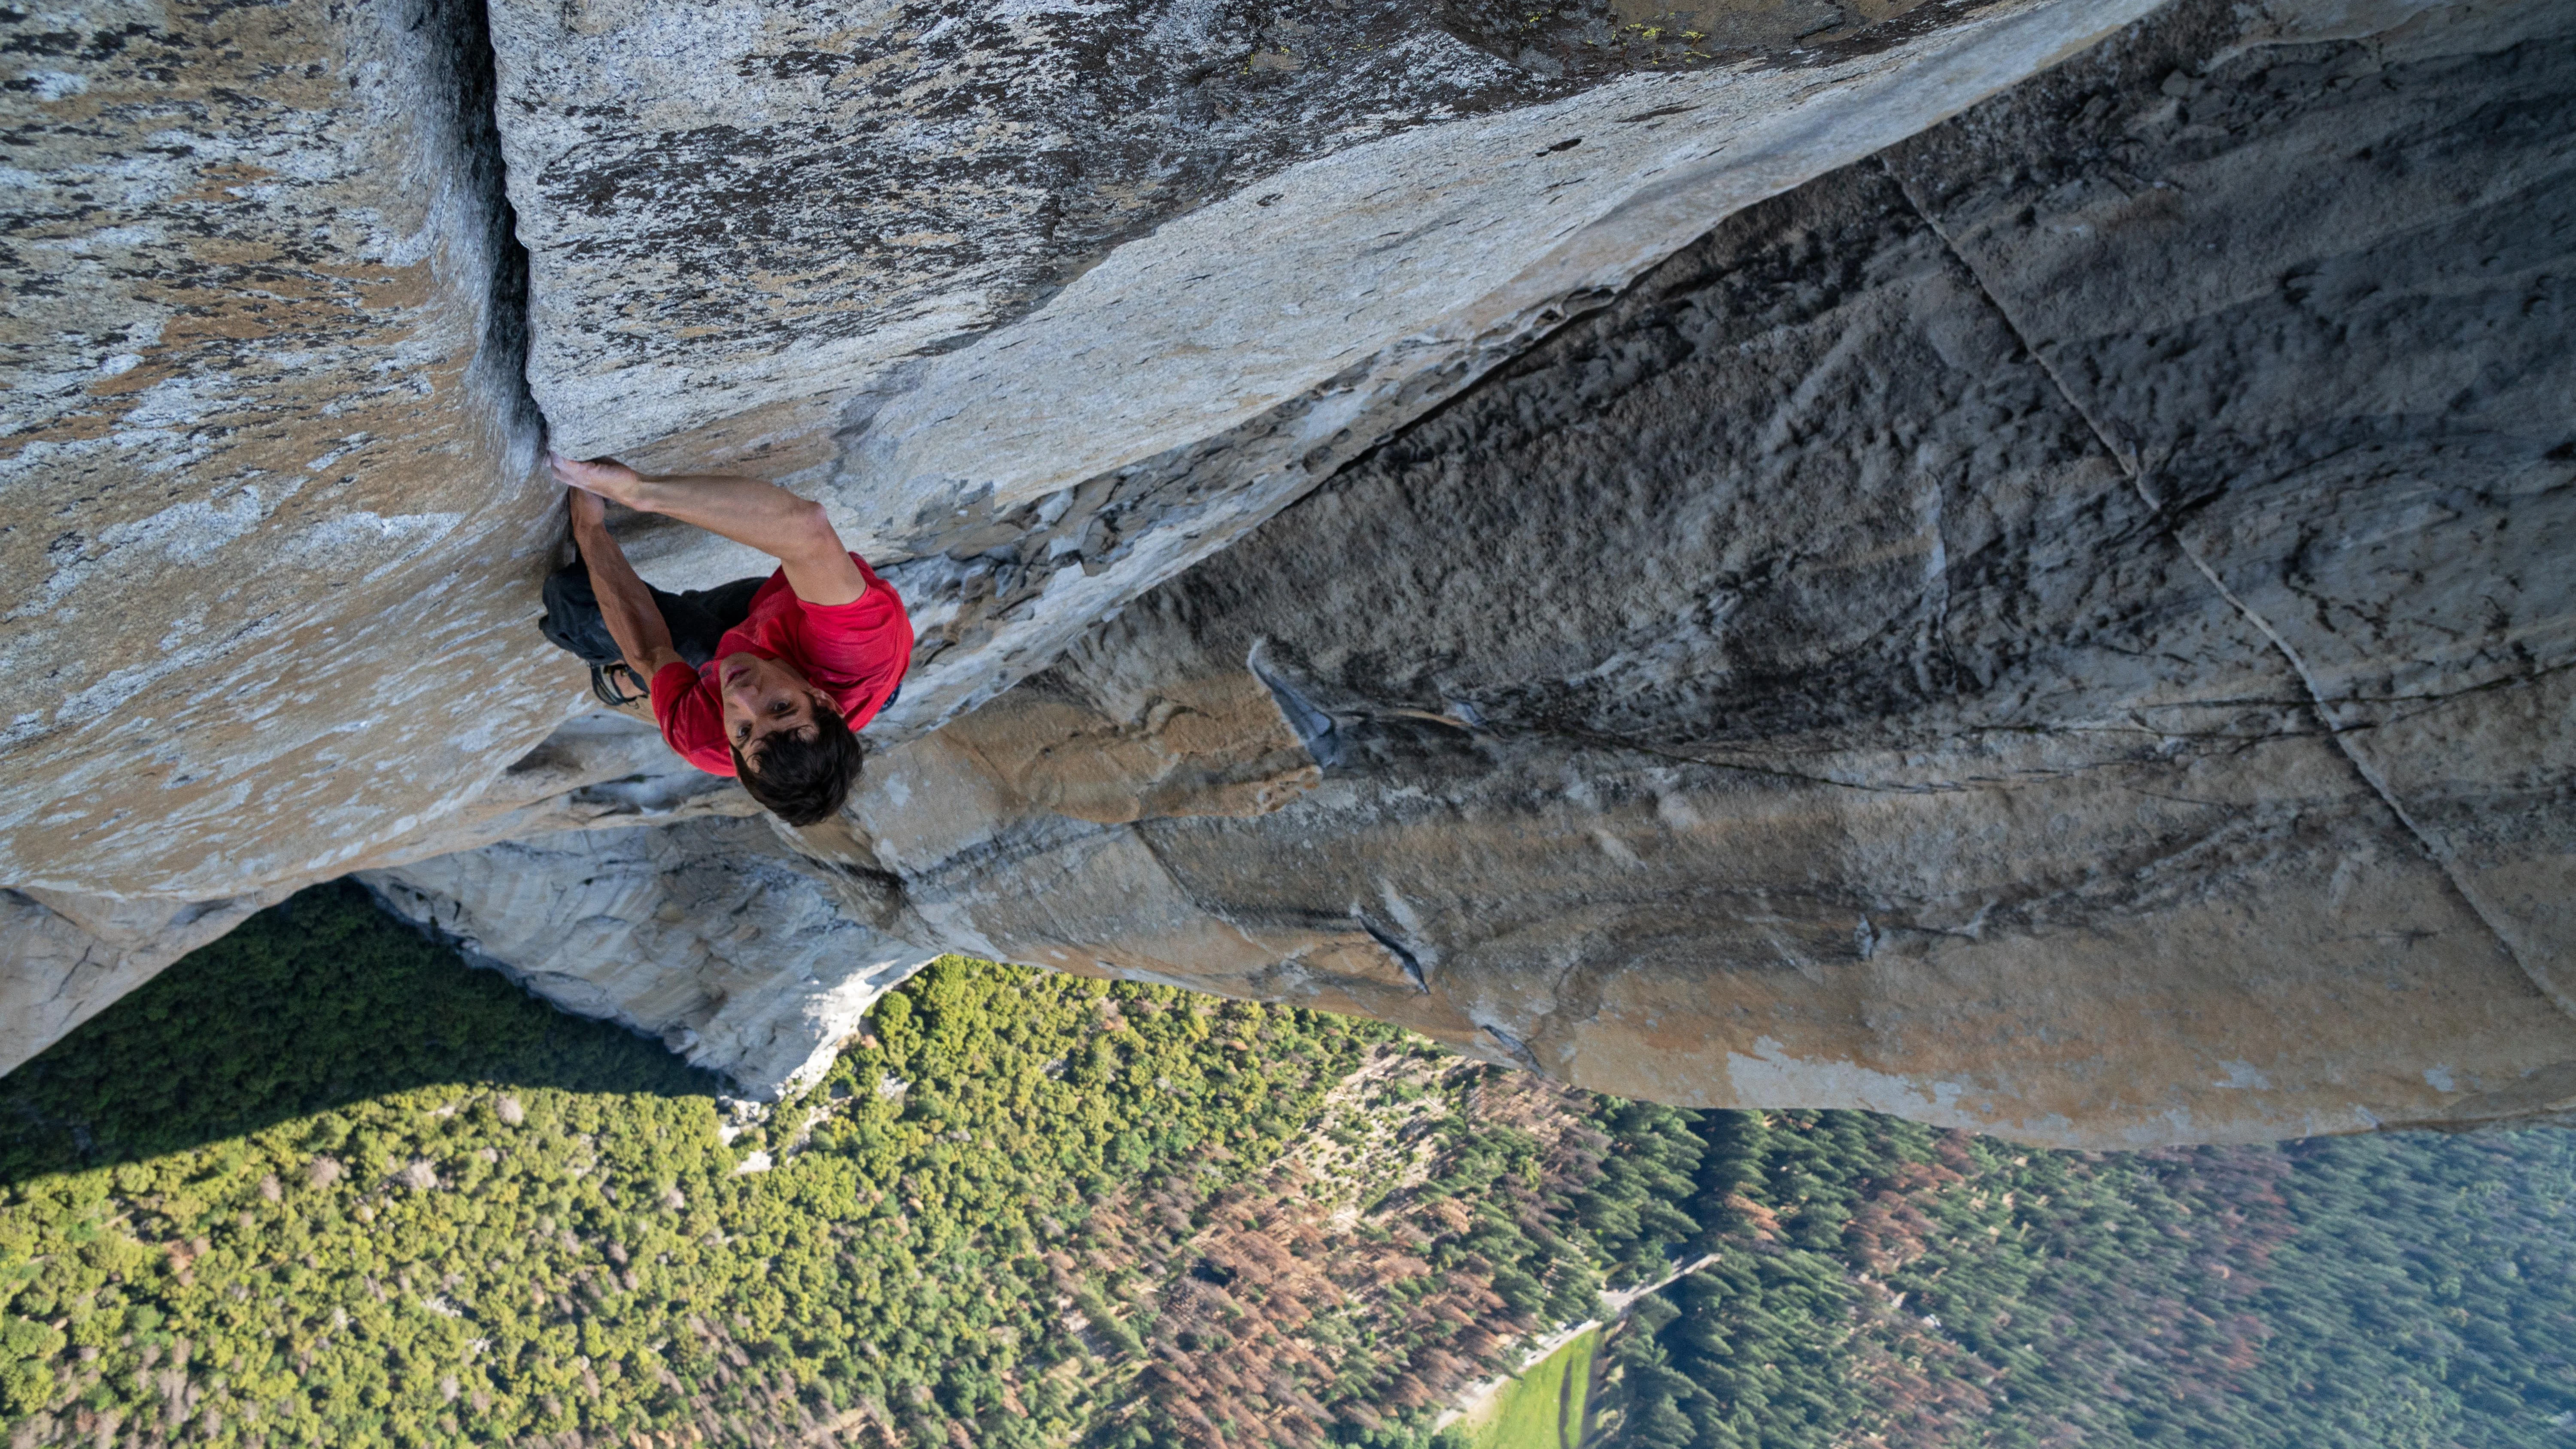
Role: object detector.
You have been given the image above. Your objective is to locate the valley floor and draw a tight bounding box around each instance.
[1,889,2570,1449]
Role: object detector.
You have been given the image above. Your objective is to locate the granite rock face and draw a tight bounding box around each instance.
[506,0,2164,743]
[0,0,2150,1065]
[0,0,572,901]
[0,886,293,1076]
[393,0,2573,1140]
[6,0,2572,1148]
[500,0,2120,471]
[878,0,2576,1144]
[358,816,931,1091]
[0,0,2149,889]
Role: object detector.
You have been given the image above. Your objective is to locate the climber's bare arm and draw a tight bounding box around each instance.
[567,488,683,678]
[551,455,867,608]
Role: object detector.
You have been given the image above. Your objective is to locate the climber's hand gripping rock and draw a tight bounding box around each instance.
[539,453,913,827]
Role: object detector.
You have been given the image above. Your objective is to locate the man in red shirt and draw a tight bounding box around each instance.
[543,455,912,826]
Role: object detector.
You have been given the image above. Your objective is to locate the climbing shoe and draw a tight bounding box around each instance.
[589,662,650,708]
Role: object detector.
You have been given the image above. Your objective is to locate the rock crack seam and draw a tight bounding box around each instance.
[1881,160,2576,1025]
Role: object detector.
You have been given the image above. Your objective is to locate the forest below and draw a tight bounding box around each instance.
[1,887,2570,1448]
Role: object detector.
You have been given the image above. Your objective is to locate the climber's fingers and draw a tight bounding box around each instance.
[550,452,642,504]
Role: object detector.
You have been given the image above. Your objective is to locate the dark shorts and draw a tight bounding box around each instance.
[538,560,767,671]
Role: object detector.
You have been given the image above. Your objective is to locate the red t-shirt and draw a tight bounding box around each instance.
[650,555,913,777]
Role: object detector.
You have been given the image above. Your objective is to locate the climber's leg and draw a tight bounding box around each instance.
[538,561,625,666]
[659,577,767,666]
[538,560,658,706]
[668,576,767,651]
[539,559,769,669]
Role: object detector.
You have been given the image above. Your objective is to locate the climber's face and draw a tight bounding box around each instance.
[718,652,827,766]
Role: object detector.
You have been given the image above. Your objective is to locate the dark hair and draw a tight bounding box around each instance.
[733,703,863,826]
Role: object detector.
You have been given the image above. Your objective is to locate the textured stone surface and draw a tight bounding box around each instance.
[509,0,2166,747]
[0,886,293,1074]
[7,0,2570,1151]
[359,816,931,1092]
[365,0,2576,1135]
[0,0,2144,1062]
[878,0,2573,1145]
[501,0,2129,469]
[0,0,574,898]
[0,0,2142,894]
[1890,12,2576,1011]
[404,0,2564,1136]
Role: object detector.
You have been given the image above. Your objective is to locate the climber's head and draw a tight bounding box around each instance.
[719,652,863,826]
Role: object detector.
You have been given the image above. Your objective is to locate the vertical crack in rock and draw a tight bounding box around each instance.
[0,0,588,907]
[416,0,546,450]
[2148,546,2572,1017]
[1883,158,2576,1026]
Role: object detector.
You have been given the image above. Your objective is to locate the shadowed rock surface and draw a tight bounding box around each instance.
[358,814,931,1090]
[0,0,2150,1060]
[0,0,2142,891]
[739,0,2572,1142]
[5,0,2571,1145]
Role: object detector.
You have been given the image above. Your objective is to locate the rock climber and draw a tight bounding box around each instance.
[537,455,912,827]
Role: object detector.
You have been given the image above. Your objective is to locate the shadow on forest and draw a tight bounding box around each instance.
[0,882,721,1188]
